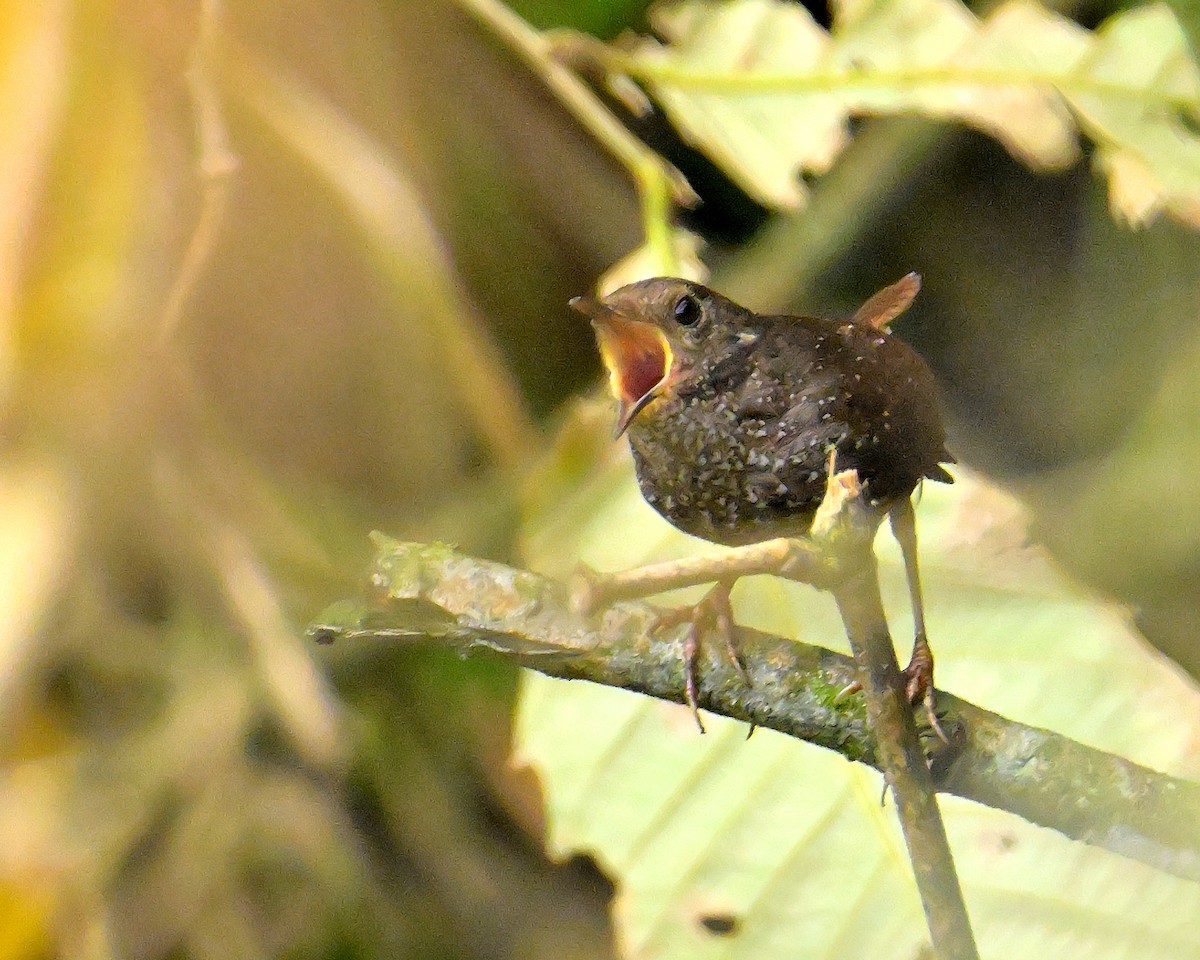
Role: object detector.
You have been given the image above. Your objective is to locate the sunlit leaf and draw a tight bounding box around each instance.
[607,0,1200,226]
[516,425,1200,959]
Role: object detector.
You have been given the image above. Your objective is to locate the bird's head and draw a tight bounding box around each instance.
[571,277,747,437]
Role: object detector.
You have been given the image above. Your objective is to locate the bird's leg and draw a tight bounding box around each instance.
[889,496,946,742]
[570,537,806,612]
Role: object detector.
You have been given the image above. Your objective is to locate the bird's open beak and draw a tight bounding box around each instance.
[571,295,673,437]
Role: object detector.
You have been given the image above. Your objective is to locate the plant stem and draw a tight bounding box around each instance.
[831,554,979,960]
[455,0,694,270]
[593,46,1198,113]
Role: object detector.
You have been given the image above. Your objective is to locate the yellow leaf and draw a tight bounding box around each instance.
[607,0,1200,227]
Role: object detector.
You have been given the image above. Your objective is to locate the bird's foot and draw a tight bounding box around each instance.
[835,634,947,743]
[901,634,948,744]
[651,579,745,733]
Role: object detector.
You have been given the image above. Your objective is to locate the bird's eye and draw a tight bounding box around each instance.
[673,293,702,326]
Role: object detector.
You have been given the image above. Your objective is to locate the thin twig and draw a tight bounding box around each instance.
[311,536,1200,884]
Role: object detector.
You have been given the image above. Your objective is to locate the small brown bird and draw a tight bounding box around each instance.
[571,274,954,729]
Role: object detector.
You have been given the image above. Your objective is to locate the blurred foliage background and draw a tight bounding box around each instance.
[0,0,1198,958]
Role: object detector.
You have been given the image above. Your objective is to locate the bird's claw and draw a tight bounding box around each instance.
[902,634,948,744]
[652,580,746,733]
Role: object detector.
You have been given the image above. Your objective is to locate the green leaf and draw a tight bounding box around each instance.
[515,433,1200,959]
[606,0,1200,226]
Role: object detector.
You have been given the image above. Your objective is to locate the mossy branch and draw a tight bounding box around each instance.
[312,535,1200,886]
